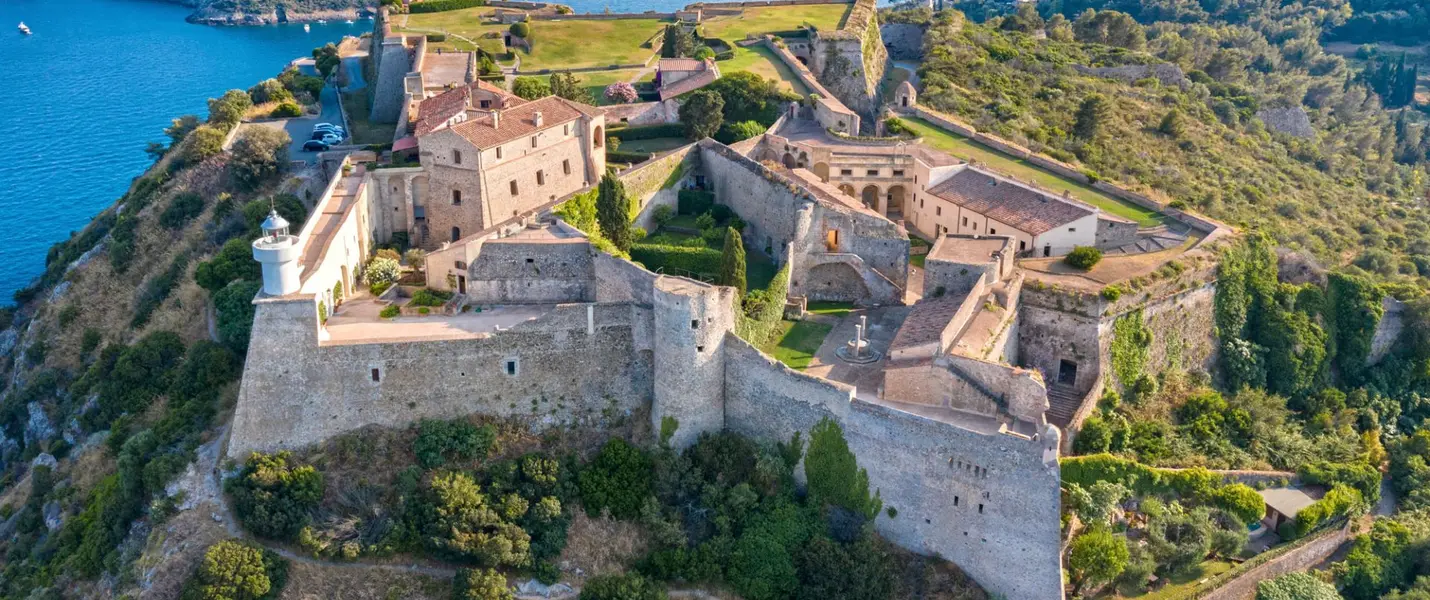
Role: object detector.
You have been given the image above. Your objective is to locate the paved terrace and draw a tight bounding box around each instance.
[803,307,1032,437]
[323,301,555,345]
[298,164,368,283]
[775,118,961,167]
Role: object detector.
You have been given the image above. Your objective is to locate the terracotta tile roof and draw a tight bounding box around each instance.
[448,96,592,149]
[413,81,527,137]
[659,68,719,101]
[926,168,1095,236]
[659,58,706,72]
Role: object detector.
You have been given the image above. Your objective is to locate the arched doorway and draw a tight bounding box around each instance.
[782,153,796,169]
[885,185,906,219]
[813,162,830,182]
[861,185,880,212]
[838,183,855,197]
[594,126,604,147]
[798,151,809,168]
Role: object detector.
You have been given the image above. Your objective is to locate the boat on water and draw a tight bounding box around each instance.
[345,19,355,24]
[303,23,311,32]
[18,22,31,35]
[316,19,328,24]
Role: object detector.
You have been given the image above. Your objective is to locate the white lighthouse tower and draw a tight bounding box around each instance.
[252,210,301,296]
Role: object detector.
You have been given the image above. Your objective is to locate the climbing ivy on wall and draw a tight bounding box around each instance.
[1109,309,1152,392]
[805,418,881,520]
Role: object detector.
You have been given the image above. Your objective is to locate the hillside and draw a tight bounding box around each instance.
[894,5,1430,296]
[184,0,377,25]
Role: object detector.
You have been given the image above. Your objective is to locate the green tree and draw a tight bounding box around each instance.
[705,71,781,124]
[579,573,667,600]
[679,90,724,140]
[214,280,263,353]
[420,471,532,566]
[225,451,323,541]
[1073,94,1112,140]
[596,173,634,252]
[197,239,263,292]
[1334,519,1414,600]
[208,89,253,128]
[453,567,513,600]
[1068,527,1129,596]
[247,78,292,104]
[1159,109,1185,137]
[578,438,653,519]
[181,540,288,600]
[661,24,694,58]
[512,76,551,100]
[166,114,201,144]
[805,418,881,519]
[229,127,290,191]
[795,534,894,600]
[549,71,593,104]
[719,227,747,295]
[313,43,341,79]
[181,125,228,165]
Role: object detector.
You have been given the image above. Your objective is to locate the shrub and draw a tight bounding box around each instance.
[805,418,880,519]
[248,78,293,104]
[230,127,291,191]
[419,471,532,566]
[884,117,915,136]
[197,239,262,292]
[380,304,400,319]
[579,573,666,600]
[453,568,513,600]
[1257,572,1340,600]
[512,76,551,101]
[1101,285,1123,301]
[715,120,766,144]
[677,189,714,215]
[629,244,723,278]
[579,438,653,520]
[1289,485,1362,538]
[1212,483,1266,525]
[207,89,253,127]
[510,22,531,38]
[180,540,289,600]
[413,419,497,468]
[160,192,205,229]
[408,0,485,13]
[270,102,302,118]
[365,257,401,288]
[604,81,639,104]
[653,205,675,227]
[215,280,262,353]
[226,451,323,541]
[181,125,227,165]
[410,288,453,307]
[403,248,427,268]
[1064,246,1103,270]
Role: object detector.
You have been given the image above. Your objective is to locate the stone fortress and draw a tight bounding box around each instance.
[231,6,1237,599]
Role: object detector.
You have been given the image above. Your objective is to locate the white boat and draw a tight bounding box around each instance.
[18,22,31,35]
[345,19,355,24]
[304,23,311,32]
[317,19,328,24]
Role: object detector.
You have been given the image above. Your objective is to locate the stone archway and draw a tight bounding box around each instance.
[838,183,855,197]
[886,185,906,219]
[782,153,797,169]
[861,185,880,212]
[798,150,809,168]
[813,162,830,182]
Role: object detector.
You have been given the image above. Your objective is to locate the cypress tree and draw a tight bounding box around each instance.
[719,227,747,296]
[1074,94,1112,140]
[596,174,633,251]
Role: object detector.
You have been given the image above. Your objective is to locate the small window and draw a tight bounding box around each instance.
[1068,227,1076,232]
[978,504,984,514]
[452,190,462,205]
[530,135,538,148]
[525,258,534,264]
[972,223,978,231]
[371,368,381,382]
[696,345,705,352]
[496,146,503,159]
[892,169,904,176]
[1019,240,1027,251]
[479,99,491,109]
[840,169,853,176]
[961,216,968,227]
[691,320,699,329]
[510,180,519,195]
[452,149,462,164]
[954,496,960,506]
[536,170,545,185]
[936,206,941,216]
[505,359,518,376]
[563,159,571,175]
[564,124,571,135]
[990,228,997,235]
[866,169,879,176]
[451,227,461,242]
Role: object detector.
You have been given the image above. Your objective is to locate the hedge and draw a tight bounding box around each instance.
[1286,485,1362,539]
[715,51,735,61]
[610,123,686,141]
[735,266,790,346]
[409,0,485,13]
[1061,454,1250,517]
[629,244,722,279]
[678,190,715,216]
[607,150,652,164]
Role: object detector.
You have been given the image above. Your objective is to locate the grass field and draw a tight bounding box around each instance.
[620,137,690,154]
[759,320,832,370]
[340,90,395,146]
[698,4,851,41]
[405,11,666,71]
[719,45,811,95]
[902,117,1166,226]
[575,69,656,105]
[1111,560,1235,600]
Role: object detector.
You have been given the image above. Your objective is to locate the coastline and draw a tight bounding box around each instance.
[186,6,374,26]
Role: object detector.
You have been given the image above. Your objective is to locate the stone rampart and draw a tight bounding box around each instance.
[371,10,413,123]
[230,302,652,458]
[622,144,699,231]
[807,0,885,126]
[601,100,682,126]
[1193,524,1351,600]
[466,238,596,304]
[879,23,924,60]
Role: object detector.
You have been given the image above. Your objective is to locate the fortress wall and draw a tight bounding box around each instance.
[622,144,698,232]
[651,278,738,449]
[593,253,659,306]
[1129,281,1218,379]
[228,303,651,458]
[879,23,924,60]
[466,240,595,304]
[371,31,412,123]
[1369,297,1406,366]
[699,144,808,260]
[1017,298,1104,394]
[845,401,1064,600]
[721,334,1063,600]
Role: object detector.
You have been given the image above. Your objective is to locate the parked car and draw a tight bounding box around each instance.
[303,140,331,152]
[313,123,346,134]
[311,132,343,144]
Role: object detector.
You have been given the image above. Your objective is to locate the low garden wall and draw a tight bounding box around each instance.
[1190,523,1352,600]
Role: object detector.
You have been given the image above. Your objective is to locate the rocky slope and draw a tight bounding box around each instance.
[179,0,377,25]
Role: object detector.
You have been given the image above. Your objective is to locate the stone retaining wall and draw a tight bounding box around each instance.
[1193,525,1352,600]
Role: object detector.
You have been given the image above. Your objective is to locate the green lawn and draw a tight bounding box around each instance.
[902,116,1166,226]
[1112,560,1235,600]
[403,13,664,70]
[577,69,656,105]
[395,12,507,54]
[340,90,395,145]
[698,4,851,41]
[719,45,811,95]
[806,301,854,318]
[759,320,832,370]
[620,137,690,154]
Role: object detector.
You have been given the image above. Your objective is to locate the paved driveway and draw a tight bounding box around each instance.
[241,82,346,162]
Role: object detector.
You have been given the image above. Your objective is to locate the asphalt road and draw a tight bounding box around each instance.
[243,81,345,162]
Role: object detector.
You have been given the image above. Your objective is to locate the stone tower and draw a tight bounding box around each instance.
[651,276,737,449]
[252,210,301,296]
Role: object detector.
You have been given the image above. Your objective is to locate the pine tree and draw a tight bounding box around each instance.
[1158,109,1185,138]
[719,227,747,296]
[662,24,694,59]
[1074,94,1112,140]
[596,174,633,251]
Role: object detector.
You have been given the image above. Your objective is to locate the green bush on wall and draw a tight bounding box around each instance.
[678,190,715,216]
[629,244,723,279]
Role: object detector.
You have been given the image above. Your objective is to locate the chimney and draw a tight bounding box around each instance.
[533,111,544,127]
[490,109,500,129]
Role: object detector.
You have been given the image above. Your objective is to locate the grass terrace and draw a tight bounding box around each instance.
[619,137,691,154]
[579,69,656,106]
[758,319,832,370]
[697,4,852,41]
[404,10,667,71]
[340,90,396,146]
[901,116,1166,227]
[720,45,812,95]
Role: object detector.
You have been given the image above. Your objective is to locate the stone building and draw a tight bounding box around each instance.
[656,58,721,101]
[375,82,606,249]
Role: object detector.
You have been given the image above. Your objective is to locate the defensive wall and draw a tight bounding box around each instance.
[762,38,862,134]
[371,8,415,123]
[805,0,886,128]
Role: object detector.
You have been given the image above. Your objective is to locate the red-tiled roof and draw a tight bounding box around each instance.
[448,96,595,149]
[659,68,719,101]
[413,81,527,137]
[926,168,1094,235]
[658,58,706,72]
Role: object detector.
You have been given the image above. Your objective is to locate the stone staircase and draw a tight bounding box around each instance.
[1045,383,1085,429]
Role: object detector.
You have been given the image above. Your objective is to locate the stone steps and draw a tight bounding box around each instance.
[1045,384,1084,429]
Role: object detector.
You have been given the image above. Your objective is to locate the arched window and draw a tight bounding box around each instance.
[452,227,461,242]
[594,126,604,148]
[452,190,462,205]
